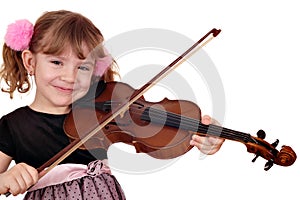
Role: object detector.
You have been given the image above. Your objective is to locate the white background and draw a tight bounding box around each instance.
[1,0,299,199]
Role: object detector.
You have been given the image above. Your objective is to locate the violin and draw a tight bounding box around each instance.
[35,28,296,176]
[64,80,297,171]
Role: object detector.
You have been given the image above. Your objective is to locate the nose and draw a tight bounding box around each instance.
[60,65,77,83]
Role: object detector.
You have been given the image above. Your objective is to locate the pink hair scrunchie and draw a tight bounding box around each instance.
[4,19,34,51]
[94,47,113,76]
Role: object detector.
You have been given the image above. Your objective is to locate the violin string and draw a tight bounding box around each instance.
[170,113,249,142]
[127,104,251,142]
[143,107,249,142]
[102,101,251,142]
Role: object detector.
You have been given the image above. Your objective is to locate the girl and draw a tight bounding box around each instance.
[0,10,224,199]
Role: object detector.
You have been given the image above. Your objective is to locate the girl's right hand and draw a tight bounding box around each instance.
[0,163,38,196]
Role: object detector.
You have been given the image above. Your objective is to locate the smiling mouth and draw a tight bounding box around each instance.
[55,86,74,94]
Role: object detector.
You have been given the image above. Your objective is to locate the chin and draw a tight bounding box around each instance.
[53,97,73,107]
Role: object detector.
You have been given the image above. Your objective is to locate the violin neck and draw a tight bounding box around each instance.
[141,107,253,143]
[195,123,252,143]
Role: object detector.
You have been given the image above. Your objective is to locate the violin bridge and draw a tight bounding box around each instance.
[119,106,130,118]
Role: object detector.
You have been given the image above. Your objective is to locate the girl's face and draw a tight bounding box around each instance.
[29,45,95,114]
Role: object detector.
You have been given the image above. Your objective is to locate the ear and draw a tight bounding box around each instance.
[22,50,35,75]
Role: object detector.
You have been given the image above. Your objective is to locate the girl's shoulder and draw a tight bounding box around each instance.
[1,106,30,120]
[2,106,67,125]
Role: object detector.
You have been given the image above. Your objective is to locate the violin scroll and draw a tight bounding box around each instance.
[276,145,297,166]
[263,145,297,171]
[246,130,296,170]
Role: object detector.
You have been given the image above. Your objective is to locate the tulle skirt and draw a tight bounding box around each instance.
[23,160,126,200]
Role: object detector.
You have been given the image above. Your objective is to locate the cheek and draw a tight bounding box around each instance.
[81,80,92,92]
[76,74,93,92]
[34,66,55,85]
[72,80,92,102]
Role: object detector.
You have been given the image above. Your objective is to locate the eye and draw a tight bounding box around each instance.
[50,60,63,66]
[78,65,91,71]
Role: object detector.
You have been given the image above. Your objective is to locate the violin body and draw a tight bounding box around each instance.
[64,81,202,159]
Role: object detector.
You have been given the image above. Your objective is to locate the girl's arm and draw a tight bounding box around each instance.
[0,151,11,173]
[0,151,38,196]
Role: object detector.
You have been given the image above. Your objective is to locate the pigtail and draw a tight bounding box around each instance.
[0,43,30,98]
[103,61,120,82]
[1,19,33,98]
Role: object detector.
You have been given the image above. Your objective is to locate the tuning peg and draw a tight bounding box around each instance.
[257,129,266,139]
[252,154,260,162]
[264,159,274,171]
[271,139,279,148]
[251,130,265,164]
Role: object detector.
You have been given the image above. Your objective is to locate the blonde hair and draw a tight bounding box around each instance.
[0,10,118,98]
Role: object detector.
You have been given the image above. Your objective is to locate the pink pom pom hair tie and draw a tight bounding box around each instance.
[94,48,113,77]
[4,19,34,51]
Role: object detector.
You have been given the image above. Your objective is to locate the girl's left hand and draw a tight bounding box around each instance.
[190,115,225,155]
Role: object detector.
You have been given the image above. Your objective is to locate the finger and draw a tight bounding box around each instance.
[190,134,209,147]
[12,165,29,195]
[201,115,211,125]
[190,135,209,149]
[190,140,218,155]
[207,136,225,146]
[193,140,221,154]
[6,167,25,195]
[7,177,24,196]
[191,134,218,144]
[19,163,38,192]
[191,134,201,143]
[190,135,224,154]
[26,164,39,184]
